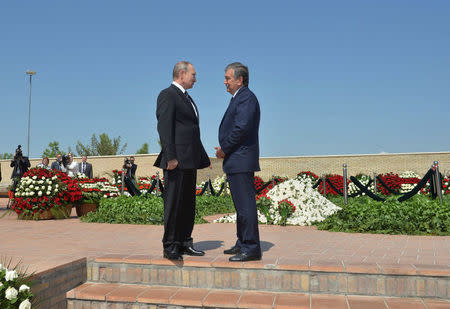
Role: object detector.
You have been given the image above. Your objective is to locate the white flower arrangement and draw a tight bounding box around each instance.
[0,261,33,308]
[13,176,58,198]
[215,175,341,226]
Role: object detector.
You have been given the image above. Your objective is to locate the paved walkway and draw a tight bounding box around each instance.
[0,198,449,276]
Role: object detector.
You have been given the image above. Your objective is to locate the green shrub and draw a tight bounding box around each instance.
[316,195,450,235]
[81,195,164,224]
[195,195,235,223]
[81,195,235,225]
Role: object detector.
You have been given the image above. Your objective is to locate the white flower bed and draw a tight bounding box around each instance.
[215,175,341,226]
[399,171,420,178]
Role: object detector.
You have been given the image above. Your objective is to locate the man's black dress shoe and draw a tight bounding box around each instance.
[163,251,183,261]
[181,246,205,256]
[229,252,261,262]
[223,246,240,255]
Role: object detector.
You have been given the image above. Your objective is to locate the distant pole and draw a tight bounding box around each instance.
[343,164,348,205]
[434,161,443,204]
[322,175,326,196]
[26,70,36,157]
[373,172,377,195]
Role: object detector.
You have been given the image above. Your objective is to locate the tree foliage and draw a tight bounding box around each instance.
[42,141,66,158]
[76,133,127,156]
[136,143,149,154]
[0,153,13,159]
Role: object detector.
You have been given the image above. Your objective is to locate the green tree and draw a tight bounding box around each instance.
[42,141,66,158]
[0,153,13,159]
[136,143,149,154]
[76,133,127,156]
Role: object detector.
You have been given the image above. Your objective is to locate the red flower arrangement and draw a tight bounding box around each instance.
[11,167,82,218]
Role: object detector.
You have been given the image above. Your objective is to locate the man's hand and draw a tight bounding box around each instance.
[167,159,178,170]
[215,147,225,159]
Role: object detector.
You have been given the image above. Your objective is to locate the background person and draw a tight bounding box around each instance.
[66,152,79,177]
[51,154,67,173]
[10,145,31,192]
[154,61,211,261]
[215,62,262,262]
[37,157,50,169]
[80,155,93,178]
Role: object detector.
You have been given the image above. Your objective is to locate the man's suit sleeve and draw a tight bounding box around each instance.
[89,164,93,179]
[221,94,257,155]
[156,91,177,161]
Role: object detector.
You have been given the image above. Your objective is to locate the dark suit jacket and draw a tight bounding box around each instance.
[80,162,93,178]
[154,84,210,170]
[130,164,137,177]
[10,157,31,179]
[51,160,61,171]
[219,86,260,174]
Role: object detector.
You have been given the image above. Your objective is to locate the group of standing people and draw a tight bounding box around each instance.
[10,152,93,181]
[49,153,93,178]
[155,61,261,262]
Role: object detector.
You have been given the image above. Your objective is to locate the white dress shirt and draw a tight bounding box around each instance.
[172,81,198,117]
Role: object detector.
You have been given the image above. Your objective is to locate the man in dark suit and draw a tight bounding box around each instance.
[129,156,137,179]
[154,61,211,261]
[80,155,93,178]
[215,62,262,262]
[10,146,31,192]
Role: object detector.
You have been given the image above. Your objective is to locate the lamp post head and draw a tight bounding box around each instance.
[26,71,36,75]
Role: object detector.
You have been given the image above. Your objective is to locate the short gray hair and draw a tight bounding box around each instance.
[225,62,249,86]
[173,61,192,79]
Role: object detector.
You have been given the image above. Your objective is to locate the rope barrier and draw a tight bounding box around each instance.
[350,176,386,202]
[215,181,226,196]
[376,176,401,195]
[398,168,434,202]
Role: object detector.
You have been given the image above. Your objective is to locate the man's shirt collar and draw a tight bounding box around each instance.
[172,81,186,93]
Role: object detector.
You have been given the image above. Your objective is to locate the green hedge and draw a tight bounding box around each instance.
[80,195,235,225]
[316,195,450,235]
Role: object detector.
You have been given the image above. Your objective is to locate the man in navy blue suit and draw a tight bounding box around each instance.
[215,62,262,262]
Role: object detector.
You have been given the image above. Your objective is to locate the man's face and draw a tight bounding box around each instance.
[57,154,61,160]
[82,156,87,162]
[224,69,242,95]
[181,64,197,90]
[130,157,135,164]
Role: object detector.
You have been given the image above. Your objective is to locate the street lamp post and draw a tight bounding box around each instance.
[26,70,36,157]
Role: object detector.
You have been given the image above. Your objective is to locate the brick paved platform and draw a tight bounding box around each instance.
[1,197,449,308]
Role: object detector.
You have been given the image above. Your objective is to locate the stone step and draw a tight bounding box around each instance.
[87,254,450,299]
[66,282,450,309]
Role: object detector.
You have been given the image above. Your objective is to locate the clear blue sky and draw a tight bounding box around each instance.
[1,0,449,158]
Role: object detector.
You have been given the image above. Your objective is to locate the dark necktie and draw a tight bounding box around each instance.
[185,91,198,118]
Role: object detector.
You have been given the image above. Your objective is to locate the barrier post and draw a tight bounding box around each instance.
[156,171,160,197]
[120,168,125,195]
[373,172,377,194]
[434,161,443,204]
[207,176,211,195]
[322,175,326,196]
[343,164,348,205]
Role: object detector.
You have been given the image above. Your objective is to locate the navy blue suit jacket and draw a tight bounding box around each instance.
[219,86,260,174]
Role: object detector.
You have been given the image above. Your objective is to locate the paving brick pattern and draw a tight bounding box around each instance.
[1,198,449,307]
[66,283,450,309]
[0,205,448,276]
